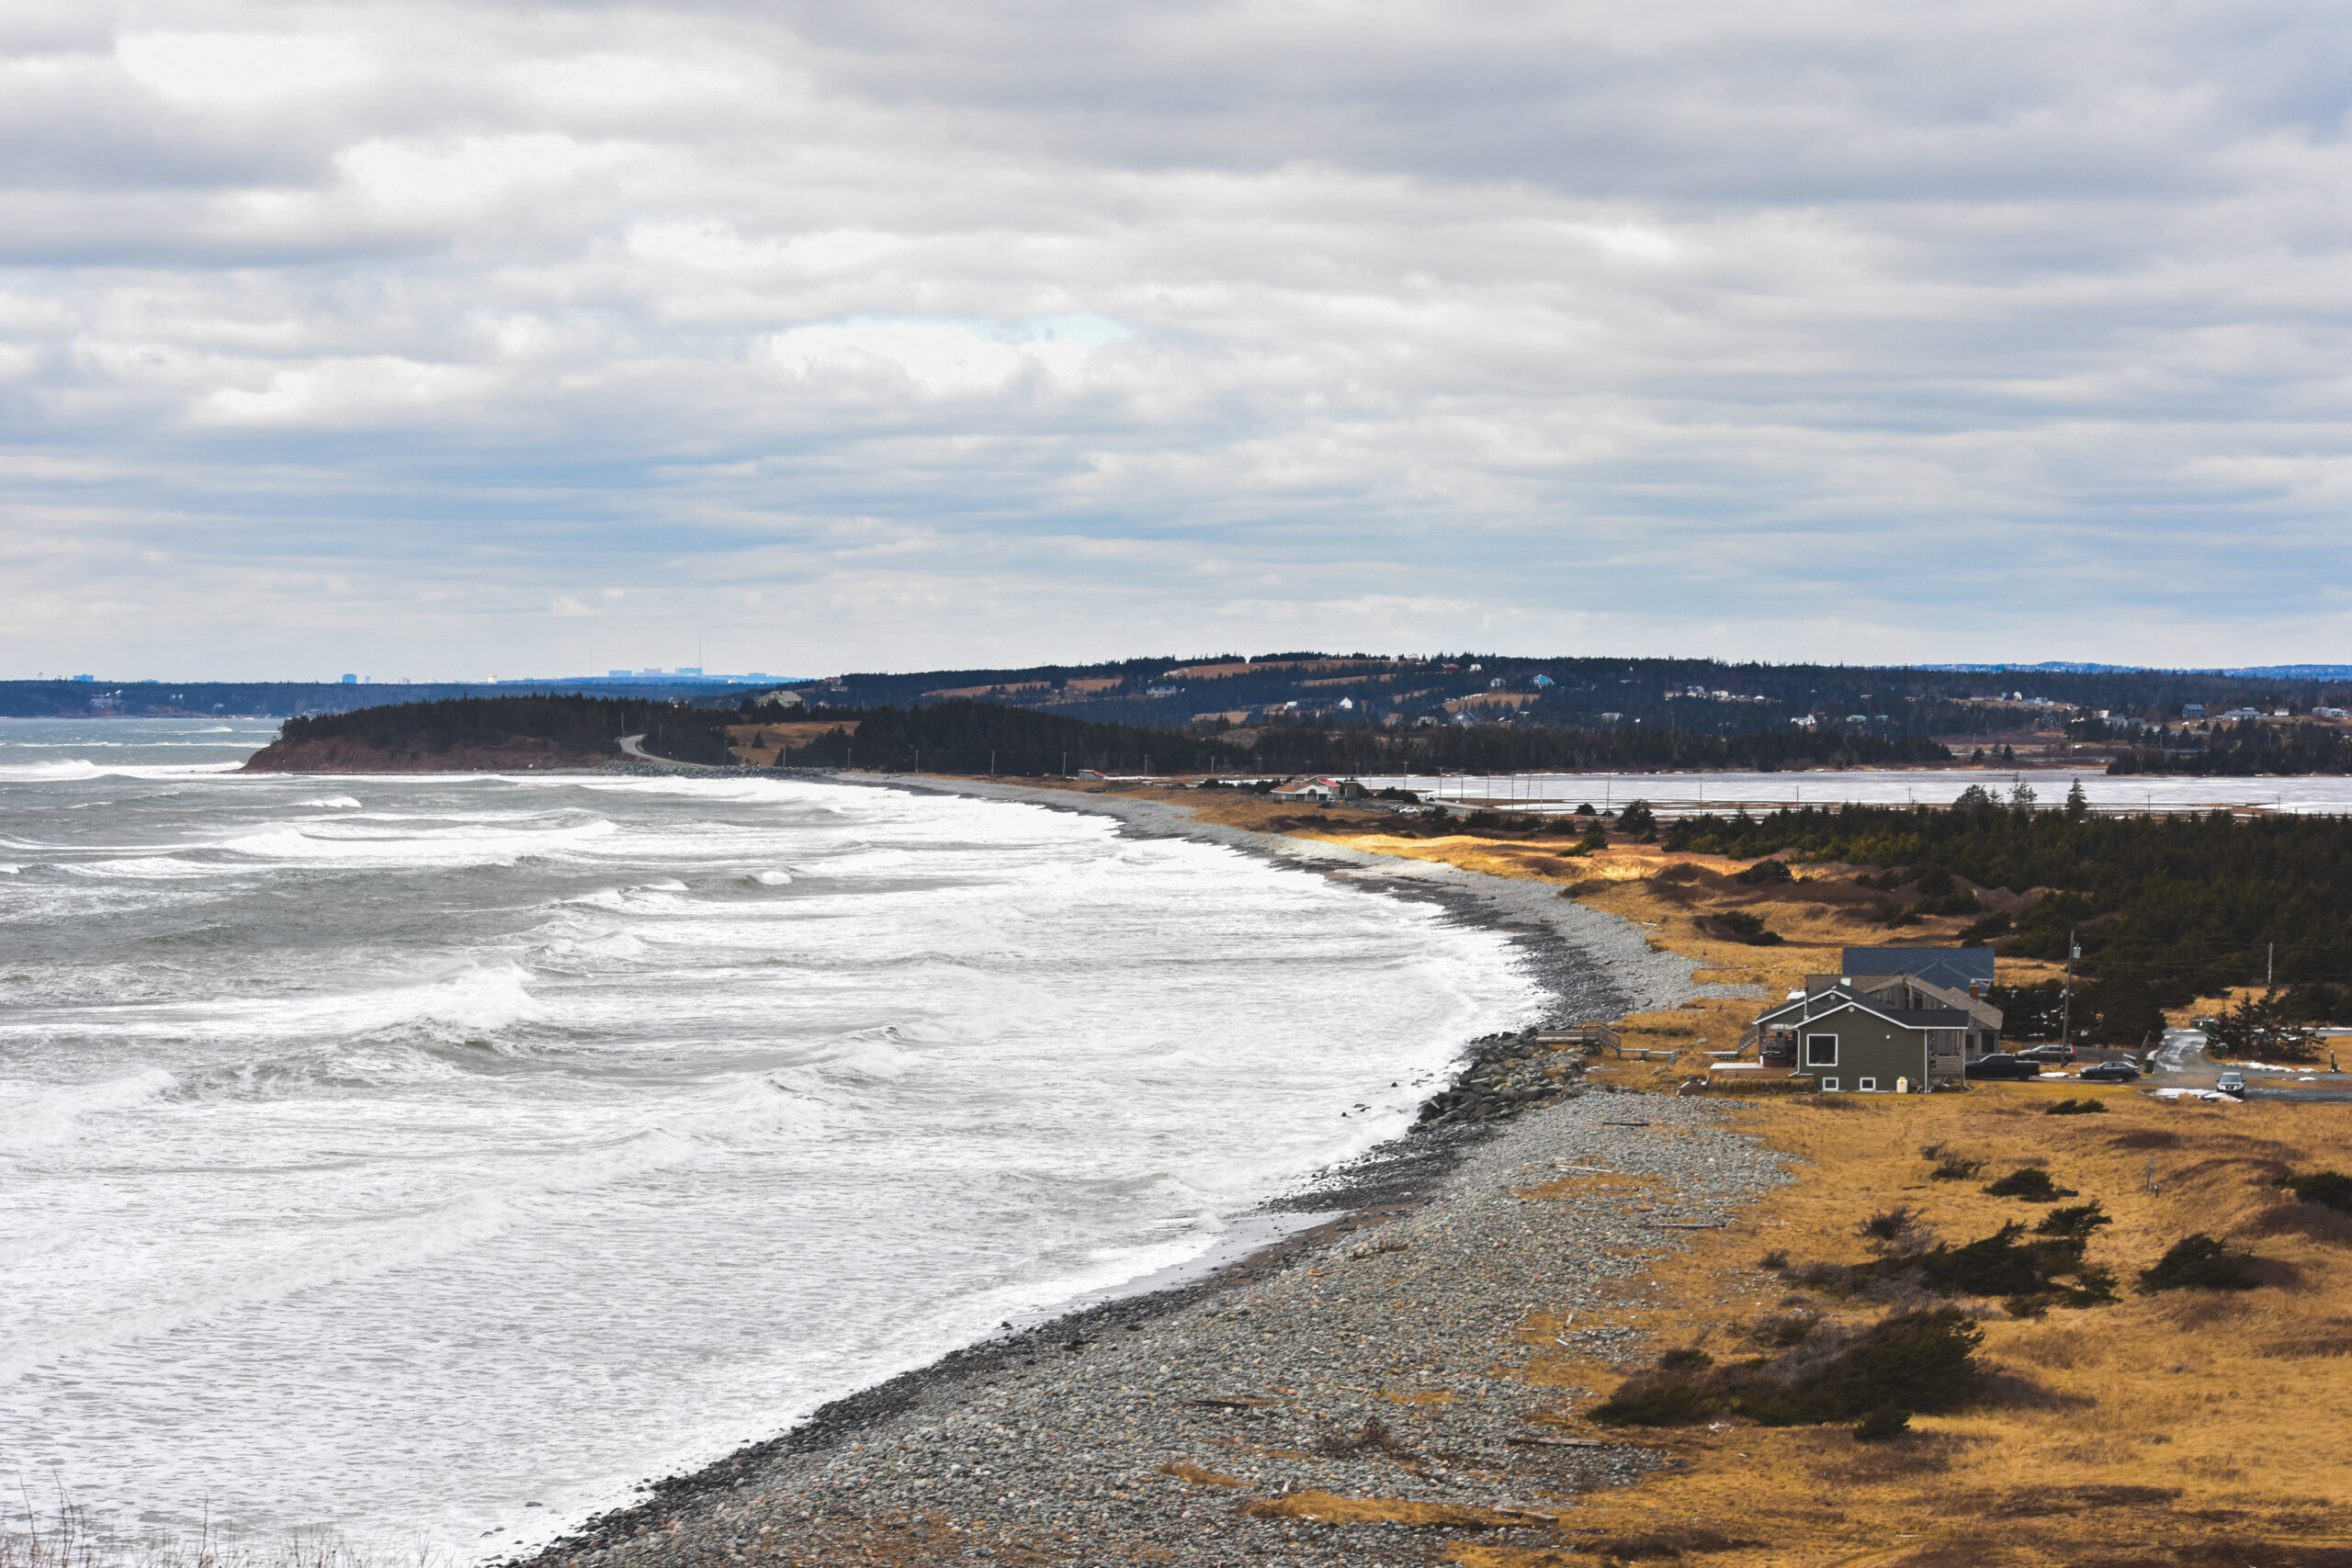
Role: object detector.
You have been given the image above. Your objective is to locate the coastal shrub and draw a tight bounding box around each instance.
[2138,1235,2265,1293]
[1728,1308,1985,1426]
[2044,1098,2109,1116]
[1589,1364,1720,1427]
[1749,1310,1818,1347]
[1852,1405,1912,1442]
[1985,1168,2062,1201]
[1594,1310,1986,1428]
[1735,857,1794,886]
[1716,909,1784,946]
[1618,800,1658,840]
[1853,1223,2117,1307]
[1929,1154,1986,1180]
[2035,1202,2114,1241]
[1859,1205,1925,1247]
[2281,1171,2352,1213]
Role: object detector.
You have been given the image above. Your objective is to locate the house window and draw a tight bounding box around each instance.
[1859,1077,1878,1091]
[1819,1077,1840,1091]
[1804,1033,1838,1067]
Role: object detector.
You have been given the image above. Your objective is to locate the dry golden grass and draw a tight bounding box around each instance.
[1179,806,2352,1564]
[1465,1087,2352,1566]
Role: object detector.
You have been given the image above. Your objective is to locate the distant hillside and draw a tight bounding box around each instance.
[0,677,744,720]
[243,694,737,772]
[789,653,2352,748]
[759,701,1949,773]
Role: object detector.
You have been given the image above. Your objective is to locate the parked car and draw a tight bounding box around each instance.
[2018,1043,2077,1063]
[1966,1055,2043,1080]
[2216,1071,2247,1097]
[2078,1060,2142,1082]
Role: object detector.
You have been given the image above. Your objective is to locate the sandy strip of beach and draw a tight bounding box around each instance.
[517,775,1773,1567]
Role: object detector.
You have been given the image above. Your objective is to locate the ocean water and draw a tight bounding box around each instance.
[0,720,1544,1560]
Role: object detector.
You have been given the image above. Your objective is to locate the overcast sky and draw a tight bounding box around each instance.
[4,0,2348,680]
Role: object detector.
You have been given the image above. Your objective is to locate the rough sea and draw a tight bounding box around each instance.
[0,719,1544,1560]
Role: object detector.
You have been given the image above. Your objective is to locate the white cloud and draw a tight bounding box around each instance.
[116,31,377,109]
[1,0,2349,677]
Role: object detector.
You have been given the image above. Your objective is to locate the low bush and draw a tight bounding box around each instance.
[1717,909,1784,945]
[1985,1168,2062,1201]
[2034,1201,2113,1241]
[1929,1155,1986,1180]
[2137,1235,2265,1293]
[2280,1171,2352,1213]
[2044,1098,2109,1116]
[1735,857,1794,886]
[1878,1222,2116,1306]
[1592,1309,1986,1428]
[1749,1310,1818,1347]
[1852,1405,1912,1441]
[1859,1205,1926,1247]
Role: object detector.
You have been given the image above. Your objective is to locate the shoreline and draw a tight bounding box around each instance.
[514,773,1766,1567]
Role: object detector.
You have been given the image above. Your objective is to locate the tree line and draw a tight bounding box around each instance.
[1662,790,2352,1046]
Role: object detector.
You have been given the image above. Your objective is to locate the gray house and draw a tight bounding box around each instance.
[1753,950,2003,1091]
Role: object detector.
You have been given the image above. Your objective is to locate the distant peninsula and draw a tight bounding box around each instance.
[240,694,739,773]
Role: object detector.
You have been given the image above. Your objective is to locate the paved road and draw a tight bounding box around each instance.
[2149,1024,2352,1103]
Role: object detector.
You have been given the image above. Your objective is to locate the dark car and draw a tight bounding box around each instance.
[2078,1060,2142,1082]
[1966,1055,2043,1080]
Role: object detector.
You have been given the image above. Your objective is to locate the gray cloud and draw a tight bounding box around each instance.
[2,0,2349,678]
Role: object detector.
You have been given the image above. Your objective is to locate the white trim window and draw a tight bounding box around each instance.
[1804,1032,1838,1067]
[1859,1077,1878,1091]
[1820,1077,1840,1091]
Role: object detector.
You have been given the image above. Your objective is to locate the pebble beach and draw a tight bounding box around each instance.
[518,778,1783,1566]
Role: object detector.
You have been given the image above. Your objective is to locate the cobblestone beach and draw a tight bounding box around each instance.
[515,776,1783,1566]
[530,1091,1784,1567]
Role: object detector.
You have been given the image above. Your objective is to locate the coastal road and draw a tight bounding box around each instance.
[2146,1024,2352,1104]
[616,732,724,768]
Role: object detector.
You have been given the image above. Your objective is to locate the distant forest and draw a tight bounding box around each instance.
[1665,795,2352,1043]
[278,695,740,766]
[789,654,2352,745]
[2107,722,2352,776]
[775,702,1951,774]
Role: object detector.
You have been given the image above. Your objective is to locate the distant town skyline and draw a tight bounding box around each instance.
[4,1,2347,681]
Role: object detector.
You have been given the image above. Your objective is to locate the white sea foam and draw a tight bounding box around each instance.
[0,733,1543,1562]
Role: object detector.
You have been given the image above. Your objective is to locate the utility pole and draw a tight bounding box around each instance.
[989,750,995,779]
[2061,930,2078,1046]
[2267,942,2275,990]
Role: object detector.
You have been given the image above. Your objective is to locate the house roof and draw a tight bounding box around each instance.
[1756,989,1974,1033]
[1840,945,1996,991]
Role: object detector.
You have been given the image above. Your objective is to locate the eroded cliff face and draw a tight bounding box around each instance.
[239,735,610,773]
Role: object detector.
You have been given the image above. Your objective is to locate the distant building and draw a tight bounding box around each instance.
[754,689,807,710]
[1841,945,1996,995]
[1752,962,2002,1091]
[1532,674,1555,688]
[2180,703,2206,718]
[342,674,357,684]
